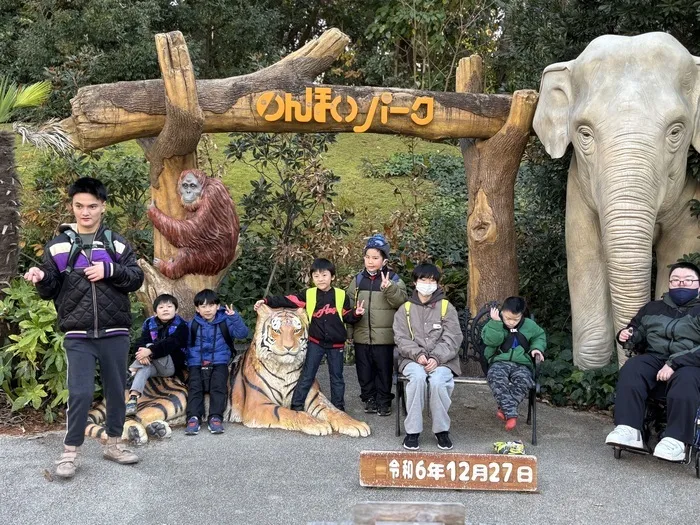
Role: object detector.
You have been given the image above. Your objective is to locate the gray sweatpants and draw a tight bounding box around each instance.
[64,336,129,446]
[129,355,175,394]
[486,361,534,419]
[403,361,455,434]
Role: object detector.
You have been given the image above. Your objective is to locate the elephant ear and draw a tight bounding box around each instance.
[533,61,573,159]
[693,56,700,153]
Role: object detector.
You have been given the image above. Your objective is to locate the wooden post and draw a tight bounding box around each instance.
[135,31,220,319]
[457,55,538,318]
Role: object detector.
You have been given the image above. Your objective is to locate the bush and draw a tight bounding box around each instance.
[537,330,618,410]
[0,279,67,421]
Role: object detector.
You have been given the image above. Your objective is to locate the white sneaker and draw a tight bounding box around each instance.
[653,437,686,462]
[605,425,644,449]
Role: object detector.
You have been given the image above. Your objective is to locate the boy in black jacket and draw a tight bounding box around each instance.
[126,294,189,416]
[254,258,365,411]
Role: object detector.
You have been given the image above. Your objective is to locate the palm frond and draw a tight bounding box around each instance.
[0,77,19,123]
[13,119,74,156]
[13,80,51,108]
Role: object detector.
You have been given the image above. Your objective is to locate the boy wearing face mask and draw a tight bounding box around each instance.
[482,297,546,431]
[393,262,463,451]
[606,262,700,462]
[347,234,407,417]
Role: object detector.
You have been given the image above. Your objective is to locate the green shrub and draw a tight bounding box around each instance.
[0,279,66,421]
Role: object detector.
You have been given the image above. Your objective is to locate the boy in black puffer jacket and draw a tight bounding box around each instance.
[126,294,189,416]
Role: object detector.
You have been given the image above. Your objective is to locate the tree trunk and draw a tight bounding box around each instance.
[457,56,538,320]
[134,31,229,320]
[55,28,512,152]
[0,132,19,287]
[0,131,20,341]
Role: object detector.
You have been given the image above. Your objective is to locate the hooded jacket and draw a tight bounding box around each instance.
[187,307,249,367]
[393,288,463,376]
[618,293,700,369]
[346,269,407,345]
[482,317,546,370]
[35,224,144,338]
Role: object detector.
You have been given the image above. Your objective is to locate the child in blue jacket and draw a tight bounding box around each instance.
[185,289,248,435]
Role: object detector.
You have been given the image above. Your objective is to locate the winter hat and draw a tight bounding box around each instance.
[364,234,390,259]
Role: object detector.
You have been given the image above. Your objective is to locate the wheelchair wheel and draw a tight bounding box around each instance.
[613,447,622,459]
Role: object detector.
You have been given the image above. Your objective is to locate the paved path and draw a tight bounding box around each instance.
[1,367,697,525]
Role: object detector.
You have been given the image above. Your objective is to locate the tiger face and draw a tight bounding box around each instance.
[254,305,309,366]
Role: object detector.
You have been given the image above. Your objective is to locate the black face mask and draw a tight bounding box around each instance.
[669,288,698,306]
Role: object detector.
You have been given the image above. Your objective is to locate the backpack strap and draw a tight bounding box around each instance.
[219,321,235,354]
[102,229,117,261]
[189,321,199,347]
[305,288,316,321]
[353,272,363,304]
[334,288,346,324]
[404,299,448,341]
[63,229,83,274]
[404,302,414,340]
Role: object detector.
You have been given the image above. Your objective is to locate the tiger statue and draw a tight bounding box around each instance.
[85,376,187,445]
[226,305,371,437]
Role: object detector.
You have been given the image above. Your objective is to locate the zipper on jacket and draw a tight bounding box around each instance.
[367,276,374,345]
[86,232,99,338]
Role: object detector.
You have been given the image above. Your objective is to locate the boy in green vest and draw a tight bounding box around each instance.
[254,258,364,411]
[482,296,546,431]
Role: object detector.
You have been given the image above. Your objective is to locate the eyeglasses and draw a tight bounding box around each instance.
[669,278,700,285]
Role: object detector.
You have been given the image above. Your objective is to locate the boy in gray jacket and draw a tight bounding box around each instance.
[394,262,463,451]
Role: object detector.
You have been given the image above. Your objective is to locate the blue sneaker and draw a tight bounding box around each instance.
[208,417,225,434]
[185,417,200,435]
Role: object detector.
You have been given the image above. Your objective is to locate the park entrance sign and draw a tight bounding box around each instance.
[43,28,536,317]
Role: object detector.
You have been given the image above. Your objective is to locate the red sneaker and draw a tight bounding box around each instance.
[505,417,517,431]
[496,409,506,421]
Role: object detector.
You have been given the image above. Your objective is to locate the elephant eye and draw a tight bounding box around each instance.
[577,126,594,152]
[666,123,686,152]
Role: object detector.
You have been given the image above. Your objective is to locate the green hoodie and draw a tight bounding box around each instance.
[482,317,546,370]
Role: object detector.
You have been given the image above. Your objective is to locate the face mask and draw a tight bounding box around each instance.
[415,282,437,296]
[669,287,698,306]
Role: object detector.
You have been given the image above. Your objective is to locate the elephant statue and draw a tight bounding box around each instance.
[533,32,700,370]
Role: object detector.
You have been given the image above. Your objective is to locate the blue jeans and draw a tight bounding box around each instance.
[292,342,345,410]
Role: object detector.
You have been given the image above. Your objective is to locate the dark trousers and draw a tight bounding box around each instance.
[186,364,229,421]
[292,342,345,410]
[64,336,129,446]
[615,354,700,444]
[354,343,394,407]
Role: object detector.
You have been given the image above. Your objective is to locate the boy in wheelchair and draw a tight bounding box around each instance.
[606,262,700,462]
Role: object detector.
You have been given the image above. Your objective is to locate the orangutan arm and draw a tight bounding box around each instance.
[147,203,207,249]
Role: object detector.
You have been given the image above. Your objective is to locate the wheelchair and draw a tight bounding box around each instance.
[611,345,700,478]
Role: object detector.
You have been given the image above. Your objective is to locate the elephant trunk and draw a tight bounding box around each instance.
[599,165,658,361]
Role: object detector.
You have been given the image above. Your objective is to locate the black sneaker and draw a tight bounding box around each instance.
[403,433,420,450]
[377,405,392,417]
[436,431,453,450]
[364,399,378,413]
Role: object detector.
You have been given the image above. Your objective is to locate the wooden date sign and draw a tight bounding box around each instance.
[359,451,537,492]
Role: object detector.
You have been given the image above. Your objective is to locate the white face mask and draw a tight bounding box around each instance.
[415,282,437,296]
